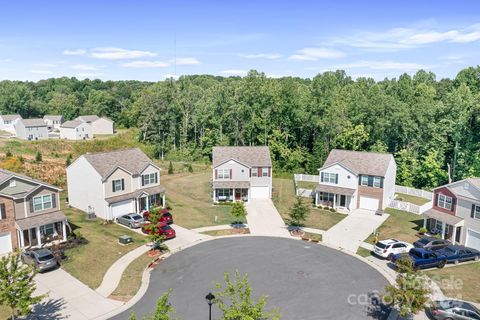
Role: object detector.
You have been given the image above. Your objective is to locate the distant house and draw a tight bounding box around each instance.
[0,114,22,134]
[14,119,49,140]
[43,115,64,130]
[60,120,92,140]
[315,149,397,212]
[67,148,165,220]
[76,115,114,135]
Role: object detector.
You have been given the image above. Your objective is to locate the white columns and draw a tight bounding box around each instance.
[212,189,216,203]
[423,218,427,228]
[36,227,42,247]
[146,196,150,211]
[315,192,318,206]
[62,222,67,241]
[162,194,166,208]
[452,225,457,245]
[232,188,235,202]
[441,221,446,240]
[19,230,25,248]
[333,194,336,209]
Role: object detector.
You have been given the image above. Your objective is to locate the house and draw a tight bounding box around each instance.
[60,120,92,140]
[0,169,67,255]
[212,146,272,202]
[422,178,480,250]
[0,114,22,134]
[66,148,165,220]
[14,119,49,140]
[315,149,397,212]
[76,115,114,135]
[43,115,64,130]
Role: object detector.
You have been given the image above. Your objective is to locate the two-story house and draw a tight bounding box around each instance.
[212,146,272,202]
[0,169,67,255]
[75,115,114,135]
[43,115,64,131]
[315,149,397,212]
[60,120,92,140]
[66,148,165,220]
[14,119,49,140]
[0,114,22,134]
[423,178,480,250]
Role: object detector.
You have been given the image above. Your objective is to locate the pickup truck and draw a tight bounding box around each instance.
[392,248,447,270]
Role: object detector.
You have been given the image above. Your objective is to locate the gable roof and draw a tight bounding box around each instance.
[434,178,480,200]
[19,118,47,127]
[1,114,22,121]
[212,146,272,168]
[0,168,61,199]
[43,115,64,121]
[77,115,100,123]
[61,120,84,129]
[321,149,394,177]
[82,148,157,179]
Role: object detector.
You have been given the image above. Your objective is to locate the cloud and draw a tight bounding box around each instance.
[288,48,345,61]
[121,60,169,68]
[91,47,157,60]
[173,57,200,65]
[63,49,86,56]
[29,70,53,74]
[239,53,282,59]
[32,63,56,67]
[220,69,248,76]
[71,64,98,71]
[76,72,103,79]
[334,60,426,71]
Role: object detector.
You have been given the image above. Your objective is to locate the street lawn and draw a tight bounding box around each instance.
[161,172,243,229]
[296,181,318,189]
[302,232,322,242]
[426,262,480,303]
[365,208,424,244]
[395,193,430,206]
[61,197,147,289]
[356,247,374,257]
[273,178,345,231]
[201,228,250,236]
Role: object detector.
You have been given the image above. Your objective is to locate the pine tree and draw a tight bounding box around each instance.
[168,161,174,174]
[288,196,310,227]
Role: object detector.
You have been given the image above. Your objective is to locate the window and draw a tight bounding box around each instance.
[319,192,335,202]
[33,194,52,212]
[472,204,480,219]
[40,223,55,237]
[322,172,337,184]
[217,189,232,200]
[373,177,382,188]
[262,168,269,177]
[112,179,124,192]
[251,168,258,177]
[360,175,382,188]
[437,194,453,210]
[217,169,230,179]
[0,203,6,220]
[142,172,158,186]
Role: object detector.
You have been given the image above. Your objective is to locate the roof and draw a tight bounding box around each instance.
[0,168,61,198]
[61,120,84,129]
[19,118,47,127]
[212,146,272,168]
[212,181,251,189]
[105,185,166,204]
[16,211,67,230]
[82,148,157,179]
[1,114,22,121]
[43,115,63,121]
[321,149,394,177]
[77,115,99,122]
[423,208,464,226]
[435,178,480,200]
[315,184,356,196]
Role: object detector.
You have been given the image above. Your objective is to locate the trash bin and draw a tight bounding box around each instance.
[119,235,133,245]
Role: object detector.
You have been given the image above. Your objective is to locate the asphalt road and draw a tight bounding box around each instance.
[111,237,389,320]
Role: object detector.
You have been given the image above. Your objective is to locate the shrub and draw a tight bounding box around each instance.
[418,227,428,234]
[35,151,42,163]
[65,154,72,166]
[187,163,193,173]
[168,161,174,174]
[329,208,336,212]
[5,150,12,157]
[323,206,330,210]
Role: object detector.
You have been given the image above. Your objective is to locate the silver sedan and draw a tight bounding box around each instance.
[116,213,145,228]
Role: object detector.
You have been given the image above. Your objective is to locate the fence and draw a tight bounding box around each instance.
[387,199,432,215]
[394,185,433,200]
[296,188,314,197]
[293,174,320,183]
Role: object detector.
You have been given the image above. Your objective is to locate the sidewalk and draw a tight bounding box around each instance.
[245,199,291,237]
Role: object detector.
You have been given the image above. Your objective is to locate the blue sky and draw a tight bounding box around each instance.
[1,0,480,81]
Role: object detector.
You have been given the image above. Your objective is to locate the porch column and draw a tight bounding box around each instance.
[212,189,216,203]
[62,221,67,241]
[19,230,25,248]
[423,217,427,228]
[232,188,235,202]
[333,194,336,209]
[452,225,457,245]
[36,227,42,246]
[315,192,318,206]
[441,221,446,240]
[162,194,166,208]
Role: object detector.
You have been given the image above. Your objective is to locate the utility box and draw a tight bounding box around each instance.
[118,235,133,245]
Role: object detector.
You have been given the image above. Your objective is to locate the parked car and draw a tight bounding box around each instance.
[373,239,414,260]
[428,300,480,319]
[436,245,480,264]
[143,209,173,224]
[116,213,145,228]
[413,236,450,251]
[142,222,176,239]
[392,248,447,270]
[21,248,58,272]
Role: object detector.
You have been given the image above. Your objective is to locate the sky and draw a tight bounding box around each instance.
[0,0,480,81]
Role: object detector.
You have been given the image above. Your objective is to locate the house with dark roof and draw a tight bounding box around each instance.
[422,178,480,250]
[14,118,48,140]
[59,120,92,140]
[212,146,272,202]
[43,115,64,130]
[0,114,22,134]
[315,149,397,212]
[66,148,165,220]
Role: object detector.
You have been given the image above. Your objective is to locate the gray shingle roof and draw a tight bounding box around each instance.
[212,181,251,189]
[438,178,480,199]
[1,114,22,121]
[322,149,394,177]
[212,146,272,167]
[0,168,61,198]
[61,120,83,128]
[44,115,64,121]
[105,185,166,204]
[16,211,67,230]
[77,115,100,123]
[19,118,47,127]
[83,148,157,179]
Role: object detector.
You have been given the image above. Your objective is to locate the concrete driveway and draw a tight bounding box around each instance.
[245,199,290,237]
[323,209,390,253]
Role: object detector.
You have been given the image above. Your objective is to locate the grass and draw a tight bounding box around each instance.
[426,262,480,303]
[356,247,374,257]
[0,306,9,320]
[395,193,430,206]
[201,228,250,236]
[296,181,318,189]
[365,208,424,244]
[273,178,346,231]
[302,232,322,241]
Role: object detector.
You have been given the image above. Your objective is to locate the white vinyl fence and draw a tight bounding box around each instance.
[394,185,433,200]
[293,174,319,198]
[387,185,433,215]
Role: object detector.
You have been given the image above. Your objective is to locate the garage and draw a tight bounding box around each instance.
[0,232,12,255]
[466,229,480,251]
[251,186,270,199]
[359,196,380,211]
[111,200,134,219]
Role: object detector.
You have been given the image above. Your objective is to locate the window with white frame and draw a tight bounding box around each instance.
[217,189,231,200]
[322,172,337,184]
[262,167,269,177]
[319,192,335,202]
[40,223,55,237]
[33,194,52,212]
[473,205,480,219]
[361,175,369,186]
[217,169,230,179]
[142,172,158,186]
[437,194,453,210]
[112,179,124,192]
[373,176,382,188]
[251,168,258,177]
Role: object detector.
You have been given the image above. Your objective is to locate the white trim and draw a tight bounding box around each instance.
[213,158,252,170]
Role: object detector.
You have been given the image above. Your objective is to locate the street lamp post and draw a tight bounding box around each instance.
[205,292,215,320]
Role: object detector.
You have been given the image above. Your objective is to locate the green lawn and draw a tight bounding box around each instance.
[395,193,430,206]
[302,232,322,242]
[273,178,346,231]
[296,181,318,189]
[356,247,374,257]
[365,208,424,244]
[201,228,250,236]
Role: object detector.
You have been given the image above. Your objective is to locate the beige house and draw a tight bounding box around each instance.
[43,115,64,131]
[60,120,92,140]
[14,119,49,140]
[76,115,114,135]
[66,148,165,220]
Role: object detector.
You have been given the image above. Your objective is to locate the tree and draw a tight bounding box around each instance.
[168,161,174,174]
[129,289,177,320]
[230,202,247,225]
[34,151,42,163]
[287,196,310,227]
[215,271,281,320]
[0,251,45,319]
[145,206,167,247]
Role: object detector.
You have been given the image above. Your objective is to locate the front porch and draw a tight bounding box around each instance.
[315,185,356,212]
[212,181,250,203]
[16,211,68,248]
[422,208,464,244]
[136,192,166,212]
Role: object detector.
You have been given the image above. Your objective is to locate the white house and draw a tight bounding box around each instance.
[315,149,397,212]
[60,120,92,140]
[76,115,114,135]
[0,115,22,134]
[66,148,165,220]
[14,119,49,140]
[43,115,64,131]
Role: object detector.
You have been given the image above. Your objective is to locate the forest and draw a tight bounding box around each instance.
[0,66,479,190]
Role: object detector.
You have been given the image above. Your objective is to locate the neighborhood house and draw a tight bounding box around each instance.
[43,115,64,131]
[14,118,49,140]
[60,120,93,140]
[66,148,165,220]
[76,115,114,135]
[212,146,272,202]
[0,114,22,134]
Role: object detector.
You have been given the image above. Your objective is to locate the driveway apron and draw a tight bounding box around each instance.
[245,199,290,237]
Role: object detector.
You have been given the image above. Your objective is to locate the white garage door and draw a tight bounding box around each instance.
[0,232,13,255]
[466,229,480,251]
[111,200,134,219]
[251,186,270,199]
[359,196,380,211]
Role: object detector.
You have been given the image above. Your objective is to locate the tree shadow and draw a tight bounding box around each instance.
[411,219,424,232]
[27,298,67,320]
[365,292,391,320]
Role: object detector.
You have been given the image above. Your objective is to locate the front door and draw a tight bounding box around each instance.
[455,226,462,243]
[340,195,346,207]
[235,189,241,201]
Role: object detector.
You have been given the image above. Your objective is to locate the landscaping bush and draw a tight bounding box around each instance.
[323,206,330,210]
[34,151,42,162]
[5,150,12,157]
[418,227,428,234]
[329,208,336,212]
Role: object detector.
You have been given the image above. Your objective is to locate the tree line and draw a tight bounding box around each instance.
[1,67,479,189]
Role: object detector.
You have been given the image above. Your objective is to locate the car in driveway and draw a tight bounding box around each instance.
[428,300,480,319]
[413,236,450,251]
[116,213,145,228]
[436,245,480,264]
[392,248,447,270]
[143,209,173,224]
[142,222,176,239]
[373,239,414,260]
[21,248,58,272]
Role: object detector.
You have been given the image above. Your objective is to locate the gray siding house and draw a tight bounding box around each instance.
[212,146,272,202]
[0,114,22,134]
[43,115,64,130]
[76,115,114,135]
[66,148,165,220]
[14,119,49,140]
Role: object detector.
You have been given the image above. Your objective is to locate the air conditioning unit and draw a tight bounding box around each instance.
[119,235,133,245]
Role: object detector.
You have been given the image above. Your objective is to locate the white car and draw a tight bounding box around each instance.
[373,239,413,260]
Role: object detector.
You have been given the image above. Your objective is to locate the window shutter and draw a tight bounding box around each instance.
[141,175,145,186]
[471,204,475,218]
[435,193,439,206]
[451,197,456,211]
[258,168,261,177]
[335,174,338,184]
[320,172,324,182]
[249,169,251,177]
[121,179,125,190]
[112,180,115,192]
[51,193,56,208]
[230,169,232,180]
[0,203,6,219]
[268,167,271,177]
[215,169,218,179]
[380,177,384,188]
[358,175,362,185]
[368,176,373,187]
[155,172,158,183]
[29,198,34,212]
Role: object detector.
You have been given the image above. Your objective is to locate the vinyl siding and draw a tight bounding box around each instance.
[103,168,133,198]
[382,158,397,209]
